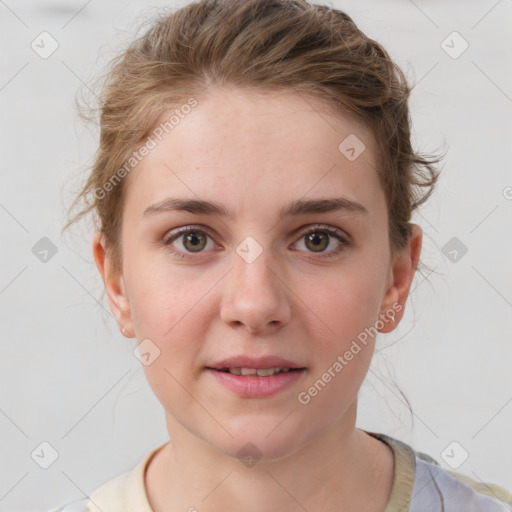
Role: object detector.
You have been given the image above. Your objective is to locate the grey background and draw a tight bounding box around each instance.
[1,0,511,510]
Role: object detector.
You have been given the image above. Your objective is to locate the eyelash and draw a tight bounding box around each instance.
[162,224,350,260]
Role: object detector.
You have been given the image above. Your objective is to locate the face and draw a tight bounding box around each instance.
[93,86,421,462]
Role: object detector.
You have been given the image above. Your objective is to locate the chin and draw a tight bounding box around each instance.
[206,418,309,464]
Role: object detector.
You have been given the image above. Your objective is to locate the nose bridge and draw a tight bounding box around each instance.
[220,235,291,332]
[234,242,277,290]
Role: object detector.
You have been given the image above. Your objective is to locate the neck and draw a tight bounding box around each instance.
[145,401,394,512]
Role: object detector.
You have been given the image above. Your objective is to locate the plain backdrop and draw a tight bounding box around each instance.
[1,0,511,510]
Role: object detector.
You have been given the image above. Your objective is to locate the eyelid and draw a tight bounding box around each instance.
[162,224,217,245]
[294,223,350,242]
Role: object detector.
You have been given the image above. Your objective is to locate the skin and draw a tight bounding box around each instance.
[93,86,422,512]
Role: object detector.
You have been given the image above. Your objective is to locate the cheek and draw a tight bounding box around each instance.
[125,254,205,336]
[126,259,217,374]
[296,275,381,417]
[303,263,386,347]
[131,271,210,413]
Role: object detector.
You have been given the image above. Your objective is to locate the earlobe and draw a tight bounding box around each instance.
[92,232,134,338]
[378,224,422,333]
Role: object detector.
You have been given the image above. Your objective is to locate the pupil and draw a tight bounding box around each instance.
[185,232,205,251]
[307,232,327,251]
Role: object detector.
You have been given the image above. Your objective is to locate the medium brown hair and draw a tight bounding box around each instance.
[63,0,442,275]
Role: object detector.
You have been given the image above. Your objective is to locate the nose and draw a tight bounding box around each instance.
[219,246,292,335]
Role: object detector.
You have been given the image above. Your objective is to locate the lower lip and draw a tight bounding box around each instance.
[206,368,306,398]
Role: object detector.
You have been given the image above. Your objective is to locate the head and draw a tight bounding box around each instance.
[63,0,440,461]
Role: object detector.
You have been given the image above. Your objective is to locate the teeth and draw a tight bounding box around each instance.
[223,367,292,376]
[255,368,278,377]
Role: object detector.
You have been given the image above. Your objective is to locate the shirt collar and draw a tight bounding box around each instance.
[88,431,417,512]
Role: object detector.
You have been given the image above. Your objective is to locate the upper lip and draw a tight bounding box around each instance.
[207,355,305,370]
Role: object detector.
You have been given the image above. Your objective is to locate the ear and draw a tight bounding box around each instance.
[378,224,422,333]
[92,231,134,338]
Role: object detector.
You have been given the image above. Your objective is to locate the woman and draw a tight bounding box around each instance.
[56,0,512,510]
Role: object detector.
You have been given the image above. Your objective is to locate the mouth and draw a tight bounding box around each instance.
[208,367,305,377]
[205,366,307,398]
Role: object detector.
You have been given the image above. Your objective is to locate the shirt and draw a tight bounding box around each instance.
[49,430,512,512]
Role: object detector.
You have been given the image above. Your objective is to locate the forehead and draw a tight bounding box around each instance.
[123,86,384,220]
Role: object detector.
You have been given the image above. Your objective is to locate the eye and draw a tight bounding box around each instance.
[163,226,216,258]
[293,224,350,258]
[162,224,350,259]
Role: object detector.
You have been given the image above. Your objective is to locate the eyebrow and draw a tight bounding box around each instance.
[143,196,368,220]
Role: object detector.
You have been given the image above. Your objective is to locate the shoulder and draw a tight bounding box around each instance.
[46,470,136,512]
[366,431,512,512]
[45,470,131,512]
[411,450,512,511]
[47,443,166,512]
